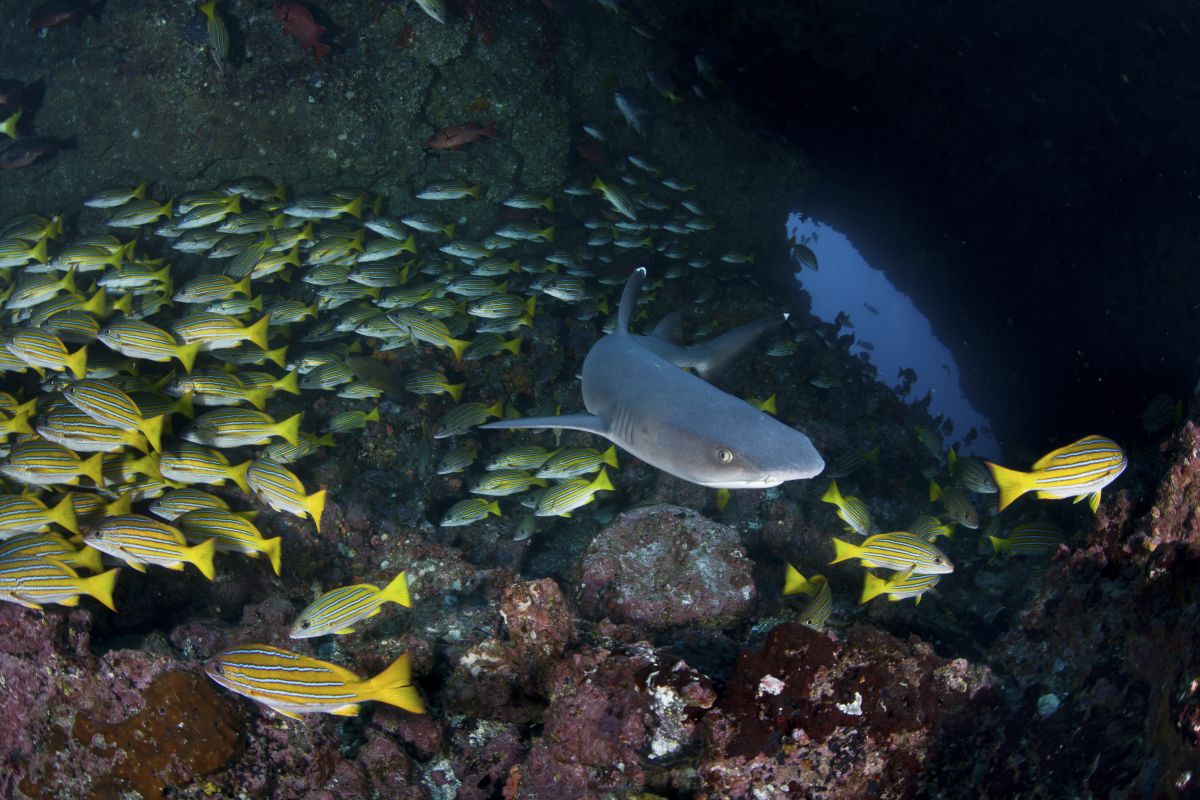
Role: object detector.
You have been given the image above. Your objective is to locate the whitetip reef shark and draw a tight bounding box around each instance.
[481,267,825,488]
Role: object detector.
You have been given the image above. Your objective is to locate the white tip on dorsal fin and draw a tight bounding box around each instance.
[617,267,647,335]
[782,312,790,321]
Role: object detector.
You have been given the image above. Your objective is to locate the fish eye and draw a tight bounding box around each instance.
[212,663,224,675]
[300,620,310,629]
[934,557,943,564]
[716,447,733,464]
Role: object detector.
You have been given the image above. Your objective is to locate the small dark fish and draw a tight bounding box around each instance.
[0,137,67,169]
[863,302,879,315]
[426,122,500,151]
[28,0,94,31]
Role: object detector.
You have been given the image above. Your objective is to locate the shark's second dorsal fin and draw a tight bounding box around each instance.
[650,312,684,343]
[617,267,647,335]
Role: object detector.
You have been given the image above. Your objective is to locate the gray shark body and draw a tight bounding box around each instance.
[481,268,825,488]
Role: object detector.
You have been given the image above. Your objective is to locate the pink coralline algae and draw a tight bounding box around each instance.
[508,644,716,799]
[698,622,995,800]
[577,504,758,630]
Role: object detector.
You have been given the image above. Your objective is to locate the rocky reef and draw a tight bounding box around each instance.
[1,1,1198,799]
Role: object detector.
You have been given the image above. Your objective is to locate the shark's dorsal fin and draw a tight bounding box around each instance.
[617,267,647,335]
[650,312,684,343]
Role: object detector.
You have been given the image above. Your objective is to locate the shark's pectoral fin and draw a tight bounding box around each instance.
[480,413,611,436]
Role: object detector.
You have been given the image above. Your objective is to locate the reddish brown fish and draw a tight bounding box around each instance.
[426,123,500,151]
[0,137,64,169]
[274,1,331,63]
[28,0,93,31]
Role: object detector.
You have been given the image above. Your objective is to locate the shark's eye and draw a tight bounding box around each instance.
[716,447,733,464]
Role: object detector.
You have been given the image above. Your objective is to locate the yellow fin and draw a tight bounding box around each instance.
[362,653,424,714]
[304,489,327,532]
[984,461,1034,512]
[188,537,217,581]
[379,571,411,608]
[260,536,282,576]
[829,537,860,565]
[82,567,121,611]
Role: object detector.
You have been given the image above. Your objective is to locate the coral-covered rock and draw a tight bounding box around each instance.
[441,578,575,721]
[508,644,715,800]
[577,504,757,631]
[697,622,994,799]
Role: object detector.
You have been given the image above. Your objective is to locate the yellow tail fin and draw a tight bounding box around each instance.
[363,653,424,714]
[829,537,860,565]
[984,461,1033,512]
[600,445,619,468]
[590,467,614,494]
[260,536,282,576]
[176,342,200,373]
[379,571,412,608]
[448,337,470,361]
[782,563,810,596]
[446,382,465,403]
[50,494,79,535]
[65,345,88,380]
[74,545,104,574]
[304,489,327,532]
[859,572,888,604]
[188,537,217,580]
[273,370,300,395]
[227,460,252,493]
[82,567,121,611]
[140,414,165,452]
[80,452,105,487]
[275,412,303,447]
[245,315,271,351]
[821,480,843,506]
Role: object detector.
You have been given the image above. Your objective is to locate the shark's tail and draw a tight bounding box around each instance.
[617,267,647,335]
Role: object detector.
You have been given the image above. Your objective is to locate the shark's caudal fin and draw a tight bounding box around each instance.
[481,412,610,436]
[617,267,647,335]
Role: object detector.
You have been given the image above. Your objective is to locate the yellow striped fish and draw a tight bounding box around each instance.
[433,400,503,439]
[830,532,954,575]
[439,497,500,526]
[860,570,940,605]
[535,446,618,479]
[988,521,1064,559]
[986,435,1127,513]
[160,442,252,492]
[820,480,876,537]
[0,493,79,535]
[98,319,201,372]
[290,572,411,638]
[928,479,979,530]
[5,329,88,379]
[0,555,120,611]
[177,509,281,575]
[148,488,238,521]
[246,458,326,531]
[534,468,615,517]
[203,645,424,719]
[62,378,166,452]
[0,531,103,573]
[470,469,547,497]
[84,514,216,580]
[0,440,105,487]
[782,564,832,631]
[36,407,150,453]
[171,313,271,352]
[183,408,304,448]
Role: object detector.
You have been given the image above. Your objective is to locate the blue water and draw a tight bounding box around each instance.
[789,215,1000,459]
